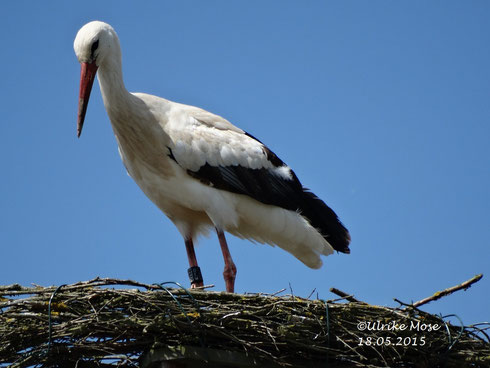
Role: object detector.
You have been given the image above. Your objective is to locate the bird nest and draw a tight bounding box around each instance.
[0,277,488,367]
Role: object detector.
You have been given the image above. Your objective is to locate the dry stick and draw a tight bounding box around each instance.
[306,288,317,300]
[412,274,483,309]
[193,284,215,290]
[271,288,286,297]
[329,287,366,304]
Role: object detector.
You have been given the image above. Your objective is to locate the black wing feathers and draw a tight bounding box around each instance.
[186,164,301,210]
[168,137,351,253]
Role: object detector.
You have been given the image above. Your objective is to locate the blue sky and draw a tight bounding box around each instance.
[1,1,488,327]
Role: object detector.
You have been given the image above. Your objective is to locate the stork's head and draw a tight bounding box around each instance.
[74,21,118,137]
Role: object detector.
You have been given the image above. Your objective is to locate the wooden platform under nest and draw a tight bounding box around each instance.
[0,277,488,367]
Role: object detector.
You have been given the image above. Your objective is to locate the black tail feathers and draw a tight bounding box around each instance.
[300,190,351,253]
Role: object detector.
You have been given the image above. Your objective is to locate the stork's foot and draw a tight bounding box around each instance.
[223,263,237,293]
[188,266,204,289]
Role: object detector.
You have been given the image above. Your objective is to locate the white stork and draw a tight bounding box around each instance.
[74,21,350,293]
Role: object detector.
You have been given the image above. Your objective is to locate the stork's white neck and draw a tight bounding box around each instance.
[96,45,134,119]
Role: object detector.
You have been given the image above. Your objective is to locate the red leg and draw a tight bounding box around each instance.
[184,237,204,288]
[216,229,237,293]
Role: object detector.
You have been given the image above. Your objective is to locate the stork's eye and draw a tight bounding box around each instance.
[91,40,99,55]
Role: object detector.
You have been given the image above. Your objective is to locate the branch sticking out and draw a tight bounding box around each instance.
[411,274,483,309]
[329,287,366,304]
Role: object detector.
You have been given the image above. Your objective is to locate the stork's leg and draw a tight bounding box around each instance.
[216,229,237,293]
[184,237,204,289]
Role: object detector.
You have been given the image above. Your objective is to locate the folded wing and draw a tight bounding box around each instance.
[166,107,350,253]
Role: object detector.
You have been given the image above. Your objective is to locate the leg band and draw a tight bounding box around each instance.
[188,266,203,284]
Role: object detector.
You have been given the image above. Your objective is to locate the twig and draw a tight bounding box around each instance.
[193,284,215,290]
[271,288,286,297]
[412,274,483,308]
[329,287,365,304]
[288,282,294,299]
[306,288,317,300]
[393,298,421,311]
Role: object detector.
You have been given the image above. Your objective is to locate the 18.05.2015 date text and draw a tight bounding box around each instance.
[358,336,426,346]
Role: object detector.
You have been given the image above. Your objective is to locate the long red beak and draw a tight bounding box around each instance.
[77,61,98,137]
